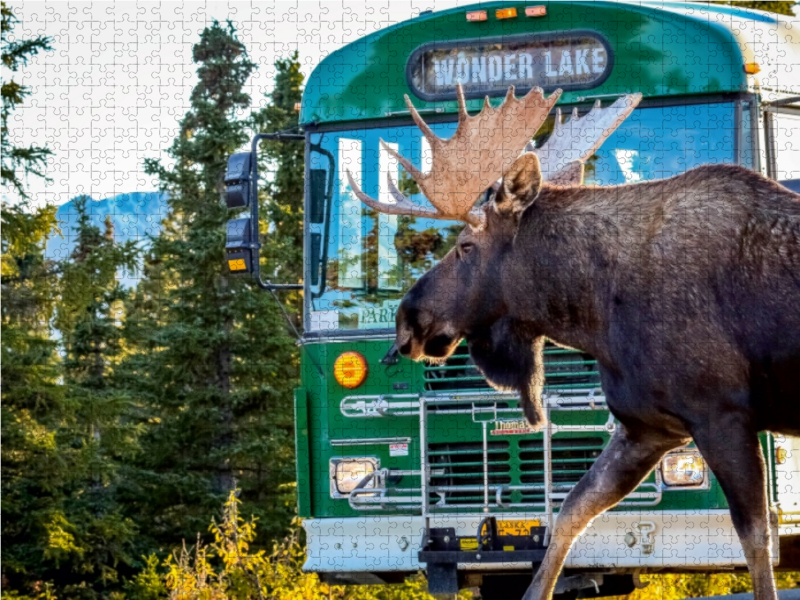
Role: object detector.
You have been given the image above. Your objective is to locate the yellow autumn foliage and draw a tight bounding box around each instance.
[124,491,800,600]
[153,491,471,600]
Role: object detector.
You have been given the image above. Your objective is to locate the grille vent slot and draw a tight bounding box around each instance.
[428,441,511,506]
[426,437,604,507]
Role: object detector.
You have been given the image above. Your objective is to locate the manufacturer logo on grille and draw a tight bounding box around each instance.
[491,419,536,436]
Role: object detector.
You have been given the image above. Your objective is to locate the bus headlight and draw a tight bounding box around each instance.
[661,449,706,487]
[330,457,379,497]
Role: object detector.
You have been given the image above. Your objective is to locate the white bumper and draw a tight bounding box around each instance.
[303,511,779,573]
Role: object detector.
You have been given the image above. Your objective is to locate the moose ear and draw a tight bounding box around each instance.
[496,153,543,216]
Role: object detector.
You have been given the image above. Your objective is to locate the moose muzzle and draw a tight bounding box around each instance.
[394,301,460,361]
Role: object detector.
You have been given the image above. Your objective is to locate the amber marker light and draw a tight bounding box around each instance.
[525,5,547,17]
[776,446,788,465]
[496,7,518,19]
[466,10,487,21]
[744,63,761,74]
[334,351,368,389]
[227,258,247,272]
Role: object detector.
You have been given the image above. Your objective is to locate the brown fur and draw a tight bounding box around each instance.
[393,156,800,600]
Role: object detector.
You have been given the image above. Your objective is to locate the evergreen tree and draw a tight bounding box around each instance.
[1,2,53,199]
[1,201,66,595]
[0,4,66,593]
[45,197,143,596]
[252,53,304,317]
[3,195,145,598]
[130,20,298,548]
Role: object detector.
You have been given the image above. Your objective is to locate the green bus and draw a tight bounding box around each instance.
[225,2,800,597]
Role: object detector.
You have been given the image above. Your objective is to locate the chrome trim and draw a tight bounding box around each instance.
[482,421,490,511]
[330,437,412,446]
[658,448,711,491]
[575,93,630,102]
[341,393,420,418]
[543,409,554,544]
[385,107,445,117]
[329,456,380,499]
[340,389,609,419]
[420,395,430,522]
[340,392,661,514]
[348,469,423,511]
[299,331,395,345]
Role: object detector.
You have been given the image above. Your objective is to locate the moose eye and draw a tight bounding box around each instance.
[459,242,474,256]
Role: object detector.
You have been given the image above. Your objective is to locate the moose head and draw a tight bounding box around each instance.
[347,85,641,407]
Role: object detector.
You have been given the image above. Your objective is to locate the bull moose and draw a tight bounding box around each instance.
[347,85,800,600]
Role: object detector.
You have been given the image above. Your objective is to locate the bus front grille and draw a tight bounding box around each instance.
[427,436,604,508]
[517,436,605,504]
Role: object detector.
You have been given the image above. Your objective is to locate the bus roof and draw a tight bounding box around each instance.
[300,1,800,126]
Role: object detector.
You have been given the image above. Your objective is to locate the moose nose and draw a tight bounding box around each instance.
[395,305,415,356]
[395,273,435,358]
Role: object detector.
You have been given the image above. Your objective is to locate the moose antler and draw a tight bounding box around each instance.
[528,93,643,183]
[346,84,561,228]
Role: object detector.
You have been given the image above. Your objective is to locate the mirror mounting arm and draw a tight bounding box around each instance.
[248,132,305,292]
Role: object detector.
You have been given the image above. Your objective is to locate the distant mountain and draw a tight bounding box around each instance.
[46,191,169,287]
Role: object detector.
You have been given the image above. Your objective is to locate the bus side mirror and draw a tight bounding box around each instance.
[223,136,304,291]
[224,152,257,275]
[226,217,254,274]
[224,152,251,209]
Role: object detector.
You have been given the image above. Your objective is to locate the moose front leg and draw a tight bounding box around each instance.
[523,424,682,600]
[691,416,778,600]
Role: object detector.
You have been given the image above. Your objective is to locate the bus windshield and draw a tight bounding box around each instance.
[306,100,753,333]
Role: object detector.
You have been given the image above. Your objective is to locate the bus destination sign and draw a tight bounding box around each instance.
[407,31,612,102]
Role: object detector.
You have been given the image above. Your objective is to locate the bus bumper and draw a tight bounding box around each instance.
[303,511,779,573]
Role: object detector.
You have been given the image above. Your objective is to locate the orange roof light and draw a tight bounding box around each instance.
[525,5,547,17]
[744,63,760,74]
[334,351,368,389]
[496,7,518,19]
[466,10,487,21]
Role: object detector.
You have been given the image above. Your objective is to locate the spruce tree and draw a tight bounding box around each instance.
[252,53,304,317]
[0,4,67,593]
[45,198,143,595]
[1,2,53,199]
[131,20,298,547]
[3,196,146,598]
[1,201,66,595]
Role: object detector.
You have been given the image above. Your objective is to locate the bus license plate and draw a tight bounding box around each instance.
[497,520,541,537]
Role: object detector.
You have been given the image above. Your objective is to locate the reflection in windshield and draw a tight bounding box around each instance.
[307,101,748,332]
